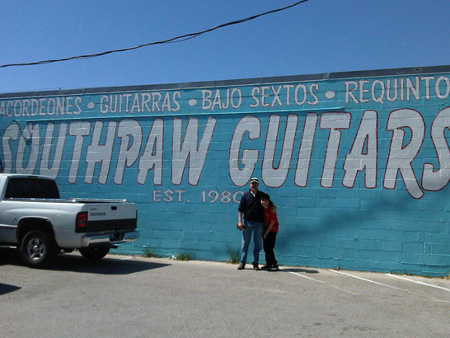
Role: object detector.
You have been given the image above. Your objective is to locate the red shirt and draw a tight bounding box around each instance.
[263,208,279,233]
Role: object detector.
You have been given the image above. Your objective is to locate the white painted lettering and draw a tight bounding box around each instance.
[137,119,164,185]
[262,114,298,187]
[320,113,351,188]
[295,113,318,187]
[16,123,40,174]
[40,123,67,178]
[422,107,450,191]
[68,121,91,183]
[229,116,261,187]
[114,120,142,184]
[343,110,377,188]
[171,117,216,185]
[384,109,424,199]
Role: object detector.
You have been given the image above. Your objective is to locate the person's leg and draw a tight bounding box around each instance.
[265,232,276,266]
[240,221,253,265]
[262,236,273,269]
[252,222,263,266]
[271,232,277,265]
[267,232,278,270]
[263,237,270,266]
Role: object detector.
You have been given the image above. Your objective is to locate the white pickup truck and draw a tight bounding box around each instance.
[0,174,138,268]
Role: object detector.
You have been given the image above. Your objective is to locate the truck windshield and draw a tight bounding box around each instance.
[5,177,60,199]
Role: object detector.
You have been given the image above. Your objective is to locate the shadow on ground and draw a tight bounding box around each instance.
[0,283,21,296]
[0,247,170,275]
[282,267,320,274]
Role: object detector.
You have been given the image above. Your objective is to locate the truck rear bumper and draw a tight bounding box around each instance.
[81,231,139,247]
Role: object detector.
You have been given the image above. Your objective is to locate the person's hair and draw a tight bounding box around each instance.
[261,194,274,206]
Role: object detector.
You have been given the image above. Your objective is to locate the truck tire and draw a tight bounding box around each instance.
[79,246,110,260]
[20,231,58,268]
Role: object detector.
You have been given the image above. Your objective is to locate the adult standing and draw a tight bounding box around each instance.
[237,177,266,270]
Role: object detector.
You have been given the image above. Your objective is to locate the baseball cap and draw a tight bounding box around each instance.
[250,177,259,183]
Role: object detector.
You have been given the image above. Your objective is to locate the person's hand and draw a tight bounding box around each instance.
[237,221,245,231]
[263,233,267,239]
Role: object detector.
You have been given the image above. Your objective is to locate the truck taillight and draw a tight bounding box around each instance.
[76,212,87,232]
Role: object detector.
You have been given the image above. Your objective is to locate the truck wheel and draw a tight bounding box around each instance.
[20,231,57,268]
[79,246,110,260]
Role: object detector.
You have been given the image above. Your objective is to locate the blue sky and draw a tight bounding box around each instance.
[1,0,449,94]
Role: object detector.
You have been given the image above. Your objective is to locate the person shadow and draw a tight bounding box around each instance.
[282,267,319,274]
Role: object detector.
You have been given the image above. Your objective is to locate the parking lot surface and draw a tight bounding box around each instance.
[1,250,450,337]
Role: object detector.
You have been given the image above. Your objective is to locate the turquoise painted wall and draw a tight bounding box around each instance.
[1,66,450,276]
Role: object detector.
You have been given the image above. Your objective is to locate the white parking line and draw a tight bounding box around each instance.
[282,268,363,295]
[386,273,450,292]
[282,268,450,302]
[329,269,406,291]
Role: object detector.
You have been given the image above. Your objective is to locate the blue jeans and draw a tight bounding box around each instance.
[240,220,263,266]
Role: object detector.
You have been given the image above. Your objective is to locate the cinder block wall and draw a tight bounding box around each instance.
[1,65,450,276]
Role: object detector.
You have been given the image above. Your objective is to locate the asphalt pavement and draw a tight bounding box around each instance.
[1,250,450,337]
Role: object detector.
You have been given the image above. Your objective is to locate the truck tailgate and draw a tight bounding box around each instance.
[84,204,137,232]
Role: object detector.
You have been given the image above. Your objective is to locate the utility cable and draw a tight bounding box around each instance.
[0,0,310,69]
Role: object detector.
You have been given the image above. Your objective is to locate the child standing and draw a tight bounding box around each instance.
[260,195,279,271]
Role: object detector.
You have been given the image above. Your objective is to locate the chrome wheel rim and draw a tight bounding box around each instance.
[26,237,46,261]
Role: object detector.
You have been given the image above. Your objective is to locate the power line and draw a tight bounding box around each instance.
[0,0,310,69]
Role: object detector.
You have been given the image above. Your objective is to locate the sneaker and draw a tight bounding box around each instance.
[269,264,279,271]
[253,264,260,270]
[261,265,270,270]
[237,264,245,270]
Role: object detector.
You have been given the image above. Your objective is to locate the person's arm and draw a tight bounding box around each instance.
[237,211,244,230]
[263,220,275,239]
[237,194,246,230]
